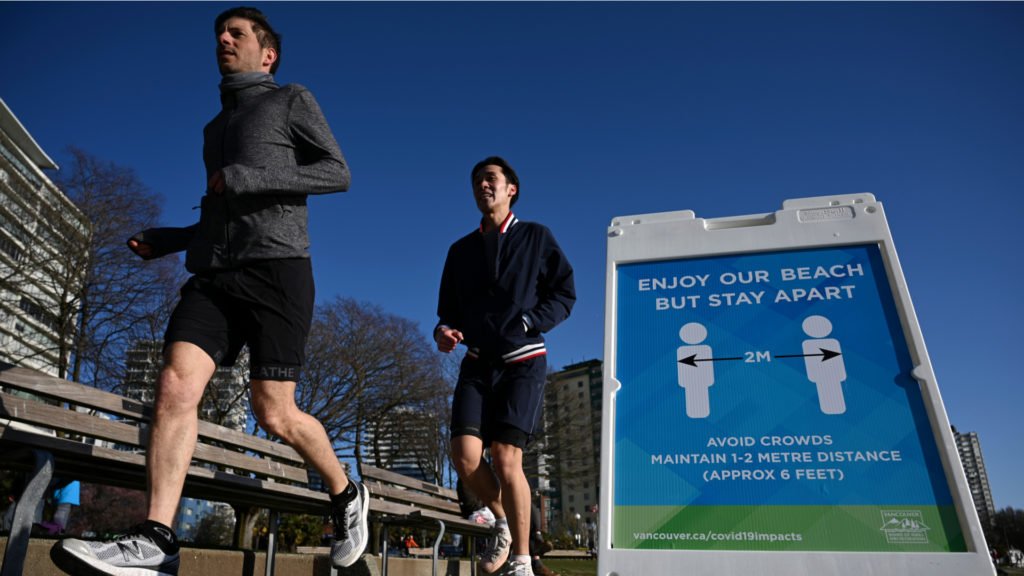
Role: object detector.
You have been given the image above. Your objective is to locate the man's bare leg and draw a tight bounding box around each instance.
[491,441,531,557]
[250,379,348,493]
[250,380,368,568]
[451,435,505,518]
[146,342,217,526]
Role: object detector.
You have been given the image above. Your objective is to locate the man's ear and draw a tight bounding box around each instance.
[263,47,278,71]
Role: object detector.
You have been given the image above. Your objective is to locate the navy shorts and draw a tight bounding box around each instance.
[450,354,547,449]
[164,258,314,382]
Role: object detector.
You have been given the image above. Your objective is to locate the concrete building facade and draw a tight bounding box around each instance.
[952,426,997,527]
[0,99,89,376]
[541,359,602,537]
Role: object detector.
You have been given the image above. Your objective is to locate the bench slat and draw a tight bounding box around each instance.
[360,464,457,499]
[0,363,306,464]
[0,423,329,515]
[363,479,462,515]
[369,501,494,537]
[0,392,310,483]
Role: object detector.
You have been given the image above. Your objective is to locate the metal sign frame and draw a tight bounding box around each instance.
[599,194,993,575]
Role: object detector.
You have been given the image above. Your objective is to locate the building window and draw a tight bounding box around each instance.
[19,296,57,331]
[0,232,23,262]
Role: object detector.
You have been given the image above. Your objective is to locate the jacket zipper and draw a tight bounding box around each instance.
[220,105,234,267]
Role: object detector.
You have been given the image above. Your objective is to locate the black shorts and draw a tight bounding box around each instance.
[450,354,547,449]
[164,258,314,382]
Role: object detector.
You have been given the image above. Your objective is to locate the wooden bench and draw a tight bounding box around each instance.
[0,363,496,576]
[0,363,330,576]
[360,464,495,576]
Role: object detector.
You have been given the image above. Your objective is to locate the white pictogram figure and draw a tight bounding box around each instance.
[802,315,847,415]
[678,322,714,418]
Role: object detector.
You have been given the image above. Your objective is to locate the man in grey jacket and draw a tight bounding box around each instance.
[51,8,368,576]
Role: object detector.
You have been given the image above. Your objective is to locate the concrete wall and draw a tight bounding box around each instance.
[0,538,474,576]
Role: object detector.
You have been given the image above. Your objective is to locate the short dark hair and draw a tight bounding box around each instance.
[215,6,283,74]
[471,156,520,206]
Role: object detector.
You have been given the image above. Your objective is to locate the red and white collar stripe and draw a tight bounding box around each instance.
[479,212,518,234]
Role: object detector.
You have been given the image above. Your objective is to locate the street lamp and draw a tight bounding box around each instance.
[575,513,582,547]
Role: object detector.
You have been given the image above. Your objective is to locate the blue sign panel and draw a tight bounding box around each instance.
[612,244,962,551]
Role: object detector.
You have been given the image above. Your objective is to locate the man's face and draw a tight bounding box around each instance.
[216,17,275,75]
[473,165,517,214]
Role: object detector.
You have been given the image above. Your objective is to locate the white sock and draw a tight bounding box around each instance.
[495,517,509,530]
[513,554,530,565]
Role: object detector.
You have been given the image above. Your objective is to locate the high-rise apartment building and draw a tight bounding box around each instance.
[0,99,90,376]
[542,359,602,533]
[952,426,996,527]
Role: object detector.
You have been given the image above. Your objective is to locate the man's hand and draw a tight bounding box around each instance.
[127,238,154,259]
[434,326,464,353]
[207,170,226,195]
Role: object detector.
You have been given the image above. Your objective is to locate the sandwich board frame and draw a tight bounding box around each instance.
[599,194,993,575]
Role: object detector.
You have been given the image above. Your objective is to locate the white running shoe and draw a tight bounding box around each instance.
[469,506,496,528]
[498,558,535,576]
[331,480,370,568]
[50,524,180,576]
[479,523,512,573]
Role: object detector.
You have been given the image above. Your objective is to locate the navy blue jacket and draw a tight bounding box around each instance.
[436,213,575,363]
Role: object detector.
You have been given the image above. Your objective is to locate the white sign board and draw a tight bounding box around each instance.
[599,194,993,575]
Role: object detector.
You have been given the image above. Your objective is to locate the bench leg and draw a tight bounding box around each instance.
[1,449,53,576]
[430,520,445,576]
[265,510,279,576]
[380,524,391,576]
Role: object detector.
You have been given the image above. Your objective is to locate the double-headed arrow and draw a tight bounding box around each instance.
[678,348,841,367]
[678,354,742,367]
[775,348,842,362]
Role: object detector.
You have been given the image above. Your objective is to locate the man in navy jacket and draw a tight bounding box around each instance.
[435,156,575,576]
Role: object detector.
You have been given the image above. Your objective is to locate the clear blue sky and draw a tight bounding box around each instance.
[3,2,1022,510]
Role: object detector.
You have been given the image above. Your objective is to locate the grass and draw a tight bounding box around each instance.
[543,557,597,576]
[540,557,1023,576]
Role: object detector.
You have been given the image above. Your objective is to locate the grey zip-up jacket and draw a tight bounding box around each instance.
[131,78,349,272]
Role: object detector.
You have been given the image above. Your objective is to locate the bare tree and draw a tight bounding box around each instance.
[191,505,236,547]
[68,484,147,537]
[293,296,452,479]
[52,147,181,387]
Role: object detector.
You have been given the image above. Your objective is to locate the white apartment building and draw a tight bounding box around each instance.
[0,98,89,376]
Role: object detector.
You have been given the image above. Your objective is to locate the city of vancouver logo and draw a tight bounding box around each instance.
[880,510,930,544]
